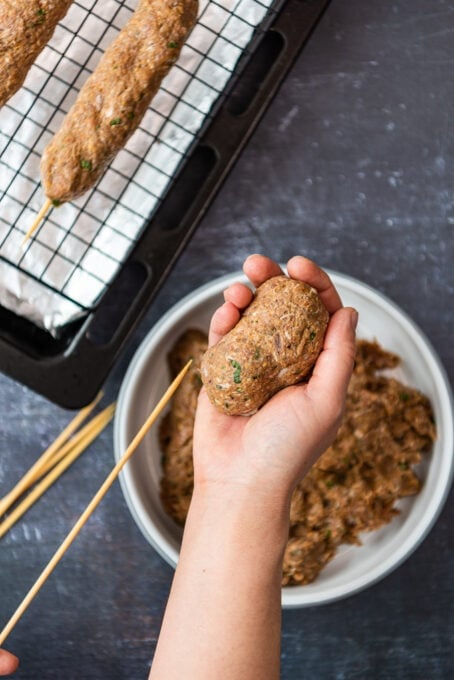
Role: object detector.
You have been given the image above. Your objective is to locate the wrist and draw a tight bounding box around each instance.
[188,480,291,558]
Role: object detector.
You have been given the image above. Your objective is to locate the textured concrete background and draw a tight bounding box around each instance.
[1,0,453,678]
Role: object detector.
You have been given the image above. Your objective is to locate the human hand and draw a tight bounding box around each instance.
[193,254,357,505]
[0,649,19,676]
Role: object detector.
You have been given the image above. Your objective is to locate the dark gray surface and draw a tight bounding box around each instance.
[1,1,453,678]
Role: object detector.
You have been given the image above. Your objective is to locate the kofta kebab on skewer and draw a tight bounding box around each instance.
[23,0,199,242]
[0,1,74,108]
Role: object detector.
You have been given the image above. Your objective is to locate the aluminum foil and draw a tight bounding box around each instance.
[0,0,274,335]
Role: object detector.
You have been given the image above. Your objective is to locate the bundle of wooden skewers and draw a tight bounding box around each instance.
[0,393,116,540]
[0,360,191,647]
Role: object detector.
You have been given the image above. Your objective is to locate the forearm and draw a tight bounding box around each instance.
[149,484,290,680]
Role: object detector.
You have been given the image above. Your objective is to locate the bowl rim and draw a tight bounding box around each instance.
[114,269,454,607]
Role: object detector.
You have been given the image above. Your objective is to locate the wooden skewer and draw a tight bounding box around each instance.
[0,360,191,646]
[0,404,116,540]
[22,197,53,245]
[27,402,116,485]
[0,402,113,534]
[0,392,103,518]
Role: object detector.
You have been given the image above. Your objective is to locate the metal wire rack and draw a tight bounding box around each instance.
[1,0,281,316]
[0,0,331,406]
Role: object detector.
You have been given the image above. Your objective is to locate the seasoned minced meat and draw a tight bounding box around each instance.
[0,1,74,108]
[160,332,436,585]
[159,329,207,524]
[201,276,329,415]
[282,339,435,585]
[41,0,198,203]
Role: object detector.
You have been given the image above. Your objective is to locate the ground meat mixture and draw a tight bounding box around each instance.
[159,329,207,524]
[0,1,74,108]
[41,0,198,204]
[159,331,436,585]
[201,276,328,415]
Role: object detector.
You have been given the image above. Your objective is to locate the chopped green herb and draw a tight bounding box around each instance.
[309,331,316,341]
[127,111,135,120]
[29,7,46,27]
[253,347,261,359]
[230,359,242,384]
[80,159,92,171]
[110,118,122,126]
[51,199,61,207]
[399,392,410,402]
[167,41,178,48]
[398,462,409,470]
[325,478,335,488]
[215,384,224,390]
[325,529,332,540]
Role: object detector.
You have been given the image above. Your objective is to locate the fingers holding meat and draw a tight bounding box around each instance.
[286,256,343,314]
[207,283,255,346]
[201,275,329,415]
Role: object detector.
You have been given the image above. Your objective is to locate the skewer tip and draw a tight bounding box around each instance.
[22,198,53,246]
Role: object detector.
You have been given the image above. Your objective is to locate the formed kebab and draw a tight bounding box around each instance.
[40,0,198,205]
[0,1,74,107]
[201,276,329,415]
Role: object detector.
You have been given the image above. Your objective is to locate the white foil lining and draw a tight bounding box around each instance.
[0,0,274,335]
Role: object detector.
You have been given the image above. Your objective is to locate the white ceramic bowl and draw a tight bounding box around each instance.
[114,270,454,607]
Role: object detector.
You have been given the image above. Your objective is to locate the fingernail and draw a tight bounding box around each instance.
[350,308,359,330]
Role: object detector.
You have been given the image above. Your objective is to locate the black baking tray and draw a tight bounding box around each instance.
[0,0,331,408]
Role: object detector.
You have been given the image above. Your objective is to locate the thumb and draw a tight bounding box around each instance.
[0,650,19,675]
[306,307,358,423]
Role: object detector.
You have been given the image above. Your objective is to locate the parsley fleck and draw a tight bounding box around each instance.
[29,7,46,27]
[399,392,410,402]
[80,159,92,171]
[167,41,178,48]
[309,331,316,341]
[230,359,242,384]
[110,118,122,126]
[51,199,61,207]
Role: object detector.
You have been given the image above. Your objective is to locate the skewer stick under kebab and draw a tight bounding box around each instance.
[0,1,74,108]
[25,0,198,242]
[22,198,52,244]
[0,360,191,646]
